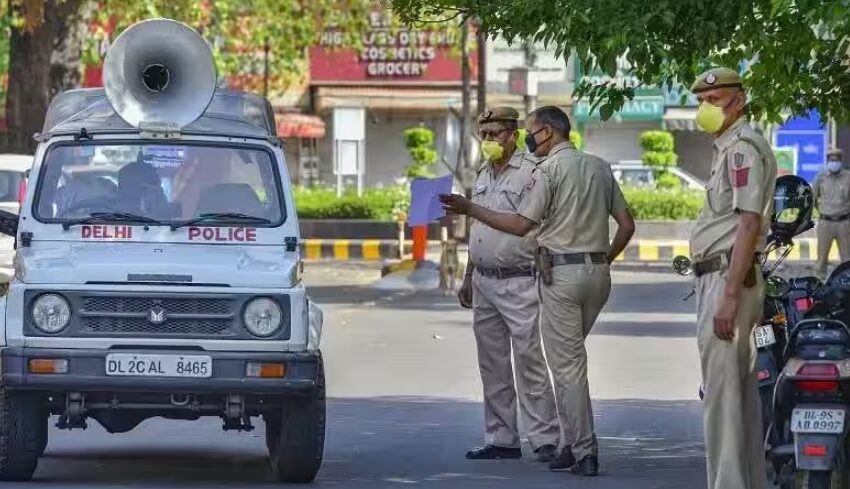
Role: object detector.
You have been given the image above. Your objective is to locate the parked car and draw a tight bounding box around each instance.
[0,153,33,214]
[611,160,705,190]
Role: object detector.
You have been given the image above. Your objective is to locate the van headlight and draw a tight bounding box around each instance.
[243,298,282,337]
[32,294,71,333]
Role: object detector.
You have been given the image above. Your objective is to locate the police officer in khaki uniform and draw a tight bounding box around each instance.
[689,67,777,489]
[459,107,560,463]
[813,148,850,278]
[442,106,636,477]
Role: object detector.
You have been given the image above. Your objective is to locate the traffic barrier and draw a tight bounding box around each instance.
[299,239,837,262]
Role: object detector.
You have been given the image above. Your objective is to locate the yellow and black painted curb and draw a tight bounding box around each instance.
[300,239,836,262]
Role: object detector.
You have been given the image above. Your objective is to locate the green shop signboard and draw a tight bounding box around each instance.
[573,58,697,122]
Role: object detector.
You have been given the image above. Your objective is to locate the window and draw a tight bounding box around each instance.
[35,143,284,226]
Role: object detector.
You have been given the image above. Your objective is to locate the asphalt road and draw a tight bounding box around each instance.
[20,263,706,489]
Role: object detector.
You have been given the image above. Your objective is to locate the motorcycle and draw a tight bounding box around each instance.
[768,261,850,489]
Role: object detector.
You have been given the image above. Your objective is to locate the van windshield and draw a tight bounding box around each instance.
[34,143,284,226]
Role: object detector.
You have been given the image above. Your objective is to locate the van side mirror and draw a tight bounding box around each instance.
[0,209,18,237]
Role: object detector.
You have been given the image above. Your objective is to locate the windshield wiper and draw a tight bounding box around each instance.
[170,213,272,230]
[61,212,164,230]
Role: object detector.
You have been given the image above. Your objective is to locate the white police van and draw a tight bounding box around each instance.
[0,19,324,483]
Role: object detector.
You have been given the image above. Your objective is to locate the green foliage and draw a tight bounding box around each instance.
[295,184,701,221]
[569,130,583,149]
[622,187,703,220]
[639,131,674,153]
[391,0,850,124]
[640,130,678,190]
[94,0,373,96]
[293,185,410,220]
[655,170,682,190]
[403,126,438,178]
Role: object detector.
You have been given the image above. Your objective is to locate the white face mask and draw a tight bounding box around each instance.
[828,161,843,173]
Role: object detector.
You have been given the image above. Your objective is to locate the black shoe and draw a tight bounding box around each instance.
[571,455,599,477]
[548,446,577,471]
[465,445,522,460]
[536,444,558,463]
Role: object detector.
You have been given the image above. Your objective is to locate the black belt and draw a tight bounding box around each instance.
[821,213,850,222]
[551,252,608,266]
[476,266,536,279]
[694,252,763,277]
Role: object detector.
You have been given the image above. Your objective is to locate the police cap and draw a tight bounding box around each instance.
[828,147,844,159]
[478,107,519,125]
[690,67,743,94]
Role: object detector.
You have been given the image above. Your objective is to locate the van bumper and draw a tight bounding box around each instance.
[0,347,319,394]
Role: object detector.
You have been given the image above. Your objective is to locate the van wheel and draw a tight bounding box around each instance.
[267,353,326,483]
[0,389,47,481]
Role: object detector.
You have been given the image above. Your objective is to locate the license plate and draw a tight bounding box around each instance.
[105,353,212,378]
[754,325,777,348]
[791,408,846,434]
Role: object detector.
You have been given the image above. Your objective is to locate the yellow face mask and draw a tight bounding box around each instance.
[480,140,505,161]
[695,102,725,134]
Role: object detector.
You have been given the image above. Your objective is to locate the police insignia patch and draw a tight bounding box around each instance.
[733,168,750,187]
[706,74,717,84]
[734,152,744,168]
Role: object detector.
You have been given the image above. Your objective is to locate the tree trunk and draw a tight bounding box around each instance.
[5,0,90,153]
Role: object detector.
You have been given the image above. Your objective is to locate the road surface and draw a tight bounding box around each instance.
[21,263,706,489]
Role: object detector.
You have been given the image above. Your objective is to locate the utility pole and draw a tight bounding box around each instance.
[458,19,472,187]
[522,41,537,116]
[476,23,487,115]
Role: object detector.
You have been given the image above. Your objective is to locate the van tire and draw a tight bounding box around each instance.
[0,389,47,481]
[267,353,326,483]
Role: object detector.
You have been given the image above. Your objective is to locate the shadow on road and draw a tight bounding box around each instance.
[31,397,705,489]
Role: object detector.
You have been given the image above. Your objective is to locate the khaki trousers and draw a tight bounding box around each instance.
[472,272,560,449]
[696,271,765,489]
[816,219,850,278]
[539,262,611,461]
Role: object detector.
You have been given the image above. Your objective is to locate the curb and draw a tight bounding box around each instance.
[302,239,839,263]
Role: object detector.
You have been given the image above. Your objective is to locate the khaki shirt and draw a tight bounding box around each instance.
[469,150,539,268]
[813,169,850,217]
[518,142,628,253]
[689,118,777,261]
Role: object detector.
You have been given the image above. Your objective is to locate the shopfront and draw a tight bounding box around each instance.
[308,10,474,189]
[573,59,711,179]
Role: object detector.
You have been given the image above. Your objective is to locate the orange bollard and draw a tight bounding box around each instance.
[412,225,427,262]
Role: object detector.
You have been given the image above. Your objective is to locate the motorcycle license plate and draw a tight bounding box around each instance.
[791,408,846,434]
[754,325,777,348]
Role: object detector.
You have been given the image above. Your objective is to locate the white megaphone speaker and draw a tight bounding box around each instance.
[103,18,217,129]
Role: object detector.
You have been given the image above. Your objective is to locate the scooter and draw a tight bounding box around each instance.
[768,261,850,489]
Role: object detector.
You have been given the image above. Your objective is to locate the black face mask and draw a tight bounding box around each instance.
[525,127,551,154]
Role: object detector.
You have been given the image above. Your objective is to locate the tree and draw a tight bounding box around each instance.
[1,0,373,153]
[391,0,850,124]
[640,130,679,189]
[403,126,438,178]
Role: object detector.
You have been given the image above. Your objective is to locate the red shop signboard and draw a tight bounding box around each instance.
[309,11,477,85]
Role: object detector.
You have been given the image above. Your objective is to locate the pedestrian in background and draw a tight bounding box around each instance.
[459,107,560,463]
[442,106,635,476]
[689,67,777,489]
[813,147,850,279]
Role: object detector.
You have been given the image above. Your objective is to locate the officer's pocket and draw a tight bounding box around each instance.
[496,183,524,212]
[706,166,733,215]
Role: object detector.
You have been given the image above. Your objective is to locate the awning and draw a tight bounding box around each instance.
[314,86,463,112]
[663,107,698,131]
[276,113,326,139]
